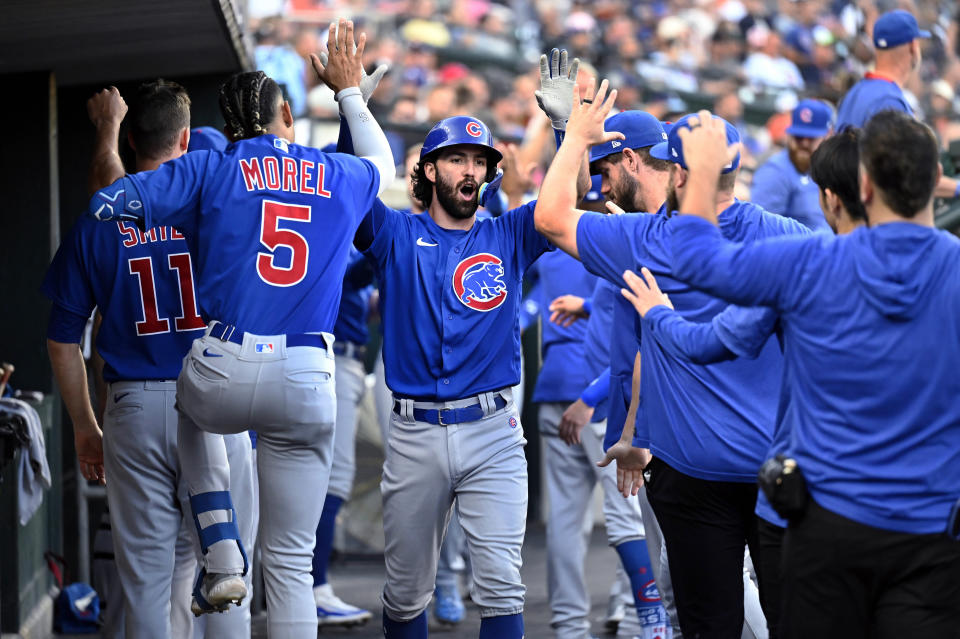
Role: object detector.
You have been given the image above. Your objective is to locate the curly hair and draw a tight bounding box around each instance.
[218,71,283,141]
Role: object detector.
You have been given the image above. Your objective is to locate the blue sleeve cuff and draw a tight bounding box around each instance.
[47,303,89,344]
[580,369,610,407]
[582,297,593,316]
[553,128,565,150]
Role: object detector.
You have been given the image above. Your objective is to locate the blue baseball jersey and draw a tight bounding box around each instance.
[357,200,551,400]
[43,216,205,382]
[751,150,830,232]
[530,250,597,403]
[581,278,617,422]
[577,201,808,482]
[671,217,960,535]
[334,248,376,345]
[835,73,912,130]
[604,295,641,451]
[91,135,380,335]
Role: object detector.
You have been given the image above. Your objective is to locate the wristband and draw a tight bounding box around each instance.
[582,297,593,315]
[335,86,362,102]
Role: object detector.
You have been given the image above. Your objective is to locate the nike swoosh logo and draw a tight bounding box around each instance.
[114,392,131,403]
[202,348,223,358]
[416,237,438,247]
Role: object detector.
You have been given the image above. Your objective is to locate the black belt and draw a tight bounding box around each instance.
[394,394,508,426]
[333,342,367,361]
[209,321,329,349]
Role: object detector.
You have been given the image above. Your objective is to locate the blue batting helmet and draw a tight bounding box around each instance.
[420,116,503,165]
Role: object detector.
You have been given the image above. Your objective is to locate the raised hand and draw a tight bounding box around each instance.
[497,143,536,203]
[310,19,366,97]
[548,294,588,327]
[535,48,580,129]
[87,86,127,130]
[565,79,623,149]
[677,110,740,181]
[620,267,673,318]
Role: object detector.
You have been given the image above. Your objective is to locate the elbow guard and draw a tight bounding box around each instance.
[89,176,145,223]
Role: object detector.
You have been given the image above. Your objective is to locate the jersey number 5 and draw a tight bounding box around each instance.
[128,253,205,336]
[257,200,311,287]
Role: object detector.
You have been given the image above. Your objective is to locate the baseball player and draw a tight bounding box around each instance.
[336,52,590,638]
[617,127,869,638]
[751,99,833,232]
[835,9,959,200]
[45,81,256,639]
[665,108,960,638]
[85,20,395,639]
[534,83,810,637]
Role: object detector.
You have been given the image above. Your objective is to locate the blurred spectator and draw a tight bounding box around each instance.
[743,22,806,91]
[254,17,308,117]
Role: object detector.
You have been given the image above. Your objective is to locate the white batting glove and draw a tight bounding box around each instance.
[318,50,389,104]
[535,48,579,130]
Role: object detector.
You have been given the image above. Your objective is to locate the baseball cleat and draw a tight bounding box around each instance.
[433,584,466,625]
[314,584,373,626]
[191,572,246,616]
[605,597,626,633]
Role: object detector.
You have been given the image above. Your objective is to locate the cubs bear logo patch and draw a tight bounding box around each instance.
[453,253,508,311]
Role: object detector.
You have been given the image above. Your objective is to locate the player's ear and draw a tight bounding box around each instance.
[280,100,294,128]
[859,163,872,207]
[424,161,437,184]
[674,165,688,189]
[823,188,839,215]
[179,127,190,154]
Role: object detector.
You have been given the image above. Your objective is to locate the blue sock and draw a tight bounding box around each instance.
[382,609,427,639]
[479,613,524,638]
[311,494,344,587]
[616,539,666,624]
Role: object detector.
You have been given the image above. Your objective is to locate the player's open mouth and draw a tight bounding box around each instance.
[459,184,477,201]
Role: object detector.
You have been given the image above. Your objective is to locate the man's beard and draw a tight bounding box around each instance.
[789,146,811,175]
[435,173,479,220]
[609,173,642,213]
[665,171,680,213]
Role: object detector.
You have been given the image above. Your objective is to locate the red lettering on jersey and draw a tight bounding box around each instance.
[118,221,139,247]
[263,157,281,190]
[128,257,170,335]
[137,228,148,244]
[257,200,311,287]
[159,226,168,241]
[168,253,206,331]
[240,158,264,191]
[282,157,298,192]
[171,228,184,240]
[314,163,332,198]
[300,160,314,194]
[144,227,158,243]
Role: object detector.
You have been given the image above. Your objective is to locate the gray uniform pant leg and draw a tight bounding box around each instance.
[92,511,125,639]
[328,355,365,500]
[540,402,597,639]
[177,334,336,639]
[382,393,527,621]
[103,382,182,639]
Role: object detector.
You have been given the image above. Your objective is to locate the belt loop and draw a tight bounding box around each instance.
[479,391,494,417]
[399,398,415,424]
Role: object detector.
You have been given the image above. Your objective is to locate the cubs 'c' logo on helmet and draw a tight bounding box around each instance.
[465,121,484,138]
[453,253,507,311]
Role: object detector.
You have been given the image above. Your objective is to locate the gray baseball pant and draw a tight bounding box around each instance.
[177,328,336,639]
[381,389,527,621]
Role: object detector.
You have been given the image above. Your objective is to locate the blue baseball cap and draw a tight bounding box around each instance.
[188,126,228,152]
[873,10,930,50]
[650,113,741,174]
[786,99,834,138]
[589,111,668,170]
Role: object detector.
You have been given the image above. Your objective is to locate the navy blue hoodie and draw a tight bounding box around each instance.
[672,218,960,534]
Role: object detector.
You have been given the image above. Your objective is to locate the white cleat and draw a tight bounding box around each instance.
[191,573,247,616]
[315,583,373,626]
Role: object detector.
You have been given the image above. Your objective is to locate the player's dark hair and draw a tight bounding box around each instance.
[859,110,939,218]
[810,127,867,222]
[219,71,283,141]
[411,148,498,207]
[129,79,191,160]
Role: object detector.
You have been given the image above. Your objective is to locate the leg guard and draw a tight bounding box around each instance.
[189,491,248,613]
[382,609,428,639]
[616,539,668,632]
